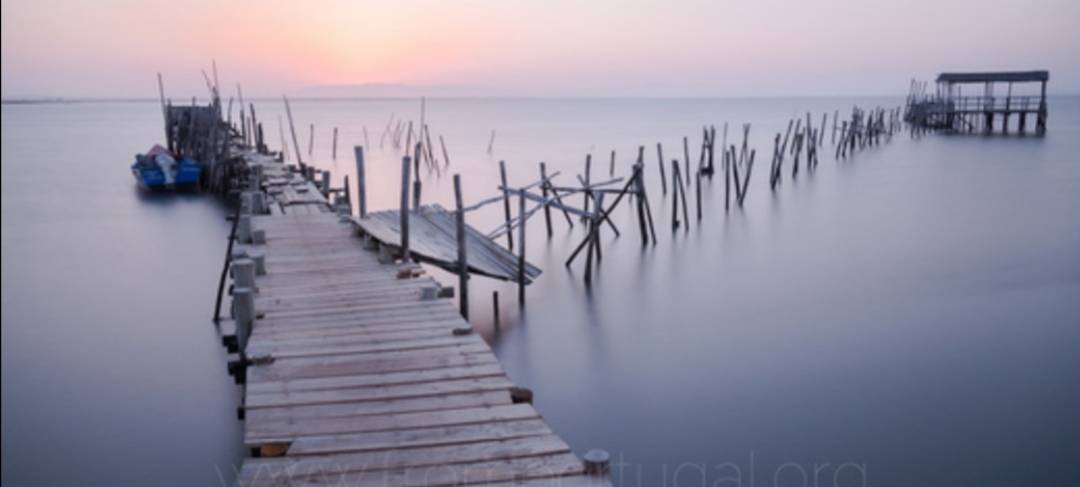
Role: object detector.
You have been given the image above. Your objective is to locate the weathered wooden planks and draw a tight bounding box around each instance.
[353,205,542,283]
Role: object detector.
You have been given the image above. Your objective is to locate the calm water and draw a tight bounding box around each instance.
[3,97,1079,486]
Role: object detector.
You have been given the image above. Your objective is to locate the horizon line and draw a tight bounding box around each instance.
[5,92,1080,105]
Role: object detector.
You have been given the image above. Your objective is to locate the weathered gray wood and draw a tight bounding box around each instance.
[353,205,540,283]
[247,403,539,443]
[238,434,571,486]
[286,418,553,455]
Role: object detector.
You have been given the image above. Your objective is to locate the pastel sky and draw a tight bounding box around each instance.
[2,0,1078,98]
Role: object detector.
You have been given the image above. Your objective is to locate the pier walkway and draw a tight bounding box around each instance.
[230,153,605,486]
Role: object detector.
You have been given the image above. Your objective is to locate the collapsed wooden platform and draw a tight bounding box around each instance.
[231,155,606,486]
[354,205,542,284]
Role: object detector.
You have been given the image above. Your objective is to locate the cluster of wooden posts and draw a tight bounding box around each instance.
[425,106,907,319]
[834,106,902,159]
[202,93,909,325]
[376,98,454,178]
[156,69,243,194]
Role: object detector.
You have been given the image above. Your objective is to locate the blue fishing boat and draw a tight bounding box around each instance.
[131,145,201,190]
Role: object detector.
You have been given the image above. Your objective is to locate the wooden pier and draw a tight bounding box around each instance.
[905,70,1049,135]
[224,152,609,486]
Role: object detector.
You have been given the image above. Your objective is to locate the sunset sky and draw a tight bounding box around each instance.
[2,0,1078,98]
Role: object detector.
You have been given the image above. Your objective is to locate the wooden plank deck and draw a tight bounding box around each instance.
[233,156,605,486]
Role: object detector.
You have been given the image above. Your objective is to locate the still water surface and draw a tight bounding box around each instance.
[3,97,1078,486]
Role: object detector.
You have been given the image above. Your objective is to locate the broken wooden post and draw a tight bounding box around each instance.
[400,156,411,262]
[492,291,500,330]
[499,160,514,250]
[454,174,468,320]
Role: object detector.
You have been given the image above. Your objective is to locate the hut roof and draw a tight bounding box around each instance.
[937,71,1049,84]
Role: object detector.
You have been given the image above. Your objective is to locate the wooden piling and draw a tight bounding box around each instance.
[332,127,338,160]
[517,191,526,308]
[724,144,731,212]
[282,96,304,169]
[499,160,514,250]
[400,156,411,262]
[453,174,468,320]
[354,146,366,217]
[695,170,702,222]
[682,136,691,187]
[342,174,351,213]
[308,123,315,157]
[671,159,680,231]
[656,143,668,195]
[675,159,688,231]
[583,154,592,216]
[540,162,553,238]
[633,160,648,246]
[439,135,451,167]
